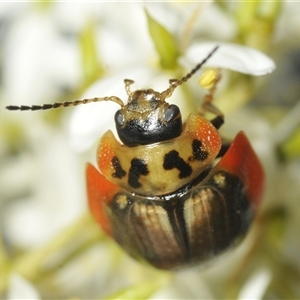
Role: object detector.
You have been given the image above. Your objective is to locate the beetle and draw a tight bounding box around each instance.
[6,46,264,270]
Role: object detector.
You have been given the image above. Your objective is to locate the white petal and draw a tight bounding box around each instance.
[7,273,40,300]
[3,133,85,249]
[3,11,80,106]
[182,42,276,76]
[238,268,272,300]
[53,3,153,69]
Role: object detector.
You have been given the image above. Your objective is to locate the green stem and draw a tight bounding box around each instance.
[0,213,104,294]
[107,275,169,300]
[234,0,282,51]
[0,236,10,295]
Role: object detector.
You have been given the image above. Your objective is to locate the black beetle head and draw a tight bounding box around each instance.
[115,88,182,147]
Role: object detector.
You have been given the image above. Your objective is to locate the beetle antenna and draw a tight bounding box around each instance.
[160,45,219,100]
[6,95,124,111]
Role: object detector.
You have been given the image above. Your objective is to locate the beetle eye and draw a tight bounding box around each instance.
[115,110,124,126]
[163,104,180,122]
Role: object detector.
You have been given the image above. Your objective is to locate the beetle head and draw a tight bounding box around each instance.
[114,87,182,147]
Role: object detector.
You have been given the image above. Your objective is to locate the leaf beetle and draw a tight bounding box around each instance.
[6,46,264,270]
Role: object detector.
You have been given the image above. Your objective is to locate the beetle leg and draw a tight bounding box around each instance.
[216,140,231,158]
[199,69,224,129]
[210,115,224,130]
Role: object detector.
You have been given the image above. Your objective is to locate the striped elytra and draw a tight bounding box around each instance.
[105,169,252,270]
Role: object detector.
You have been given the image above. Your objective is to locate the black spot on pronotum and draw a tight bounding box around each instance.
[128,158,149,188]
[192,140,209,161]
[112,156,126,178]
[163,150,192,179]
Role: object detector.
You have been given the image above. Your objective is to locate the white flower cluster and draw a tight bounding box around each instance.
[1,2,300,299]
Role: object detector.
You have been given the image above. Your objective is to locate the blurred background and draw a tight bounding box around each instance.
[1,2,300,299]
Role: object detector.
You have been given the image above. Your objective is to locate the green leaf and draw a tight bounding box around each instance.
[35,0,53,11]
[145,10,180,70]
[278,126,300,161]
[234,0,282,51]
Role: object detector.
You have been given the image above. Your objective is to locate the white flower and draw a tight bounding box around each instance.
[7,274,40,300]
[2,7,80,107]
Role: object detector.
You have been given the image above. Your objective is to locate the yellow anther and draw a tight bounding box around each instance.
[198,69,218,90]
